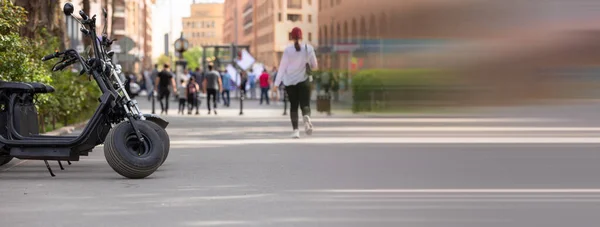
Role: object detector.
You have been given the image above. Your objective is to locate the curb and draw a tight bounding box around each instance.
[44,120,89,136]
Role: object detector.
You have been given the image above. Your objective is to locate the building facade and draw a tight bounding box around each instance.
[223,0,318,68]
[223,0,245,46]
[60,0,157,72]
[317,0,401,71]
[182,3,224,49]
[110,0,155,72]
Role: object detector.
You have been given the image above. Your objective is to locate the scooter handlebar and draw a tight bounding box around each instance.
[42,52,61,61]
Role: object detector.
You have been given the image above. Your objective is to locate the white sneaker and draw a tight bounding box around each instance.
[291,129,300,139]
[303,115,313,136]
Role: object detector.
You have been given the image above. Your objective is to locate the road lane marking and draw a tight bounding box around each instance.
[167,126,600,135]
[165,117,561,123]
[170,137,600,145]
[292,189,600,193]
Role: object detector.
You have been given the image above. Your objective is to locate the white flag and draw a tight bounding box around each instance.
[235,49,255,70]
[252,63,264,81]
[226,64,240,86]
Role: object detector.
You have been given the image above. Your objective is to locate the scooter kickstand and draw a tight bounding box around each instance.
[67,161,72,165]
[57,161,64,170]
[43,160,56,177]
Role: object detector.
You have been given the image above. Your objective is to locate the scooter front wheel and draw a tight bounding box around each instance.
[142,120,170,165]
[104,121,164,179]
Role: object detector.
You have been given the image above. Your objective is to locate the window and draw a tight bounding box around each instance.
[331,0,334,7]
[278,13,282,22]
[308,14,312,23]
[308,32,312,42]
[287,0,302,9]
[308,0,312,5]
[115,6,125,14]
[287,14,302,22]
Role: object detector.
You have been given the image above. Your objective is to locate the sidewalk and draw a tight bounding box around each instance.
[136,96,351,118]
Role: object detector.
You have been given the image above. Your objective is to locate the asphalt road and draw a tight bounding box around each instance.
[2,98,600,227]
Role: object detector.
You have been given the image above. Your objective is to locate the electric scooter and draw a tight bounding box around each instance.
[0,3,169,179]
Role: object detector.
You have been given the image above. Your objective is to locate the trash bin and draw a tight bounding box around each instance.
[316,94,331,113]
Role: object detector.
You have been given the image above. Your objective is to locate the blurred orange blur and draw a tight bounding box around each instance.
[318,0,600,107]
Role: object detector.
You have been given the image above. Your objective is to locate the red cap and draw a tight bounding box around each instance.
[291,27,302,40]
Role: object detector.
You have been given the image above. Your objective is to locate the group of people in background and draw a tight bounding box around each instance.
[125,27,316,139]
[132,63,284,116]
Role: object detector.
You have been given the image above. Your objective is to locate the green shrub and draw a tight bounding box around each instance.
[351,69,460,113]
[1,0,100,132]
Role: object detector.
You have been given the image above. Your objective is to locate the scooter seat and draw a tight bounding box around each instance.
[0,81,34,93]
[27,82,55,93]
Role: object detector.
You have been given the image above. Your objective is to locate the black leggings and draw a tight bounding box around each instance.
[206,88,218,111]
[158,90,170,113]
[285,80,311,130]
[178,98,186,114]
[188,94,199,113]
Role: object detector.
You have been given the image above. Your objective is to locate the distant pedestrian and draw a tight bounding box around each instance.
[182,69,191,82]
[274,27,318,138]
[248,69,257,99]
[239,71,248,98]
[177,79,187,115]
[193,67,203,83]
[187,76,200,115]
[221,70,232,107]
[193,67,203,112]
[203,65,223,115]
[270,67,279,102]
[155,64,177,115]
[259,69,271,105]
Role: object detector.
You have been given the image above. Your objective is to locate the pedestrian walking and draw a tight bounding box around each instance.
[221,70,232,107]
[203,65,223,115]
[154,64,177,115]
[259,69,271,105]
[187,76,200,115]
[177,79,187,115]
[274,27,318,138]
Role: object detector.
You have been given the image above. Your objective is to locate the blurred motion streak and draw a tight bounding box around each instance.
[318,0,600,110]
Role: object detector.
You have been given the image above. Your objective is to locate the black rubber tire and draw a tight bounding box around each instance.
[0,156,13,166]
[142,120,170,165]
[104,120,164,179]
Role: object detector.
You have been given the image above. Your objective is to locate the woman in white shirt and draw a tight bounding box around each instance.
[274,27,318,138]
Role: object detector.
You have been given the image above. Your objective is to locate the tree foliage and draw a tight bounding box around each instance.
[0,0,100,130]
[156,54,171,68]
[182,47,203,70]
